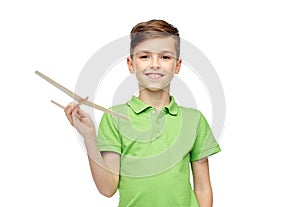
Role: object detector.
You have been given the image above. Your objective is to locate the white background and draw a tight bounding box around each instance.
[1,0,299,206]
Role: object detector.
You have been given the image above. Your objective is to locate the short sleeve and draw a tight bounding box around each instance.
[190,112,221,162]
[97,112,122,154]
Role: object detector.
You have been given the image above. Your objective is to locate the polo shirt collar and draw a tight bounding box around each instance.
[127,95,179,115]
[165,96,179,115]
[127,96,151,114]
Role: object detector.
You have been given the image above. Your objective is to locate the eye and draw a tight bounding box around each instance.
[139,55,149,59]
[161,55,171,60]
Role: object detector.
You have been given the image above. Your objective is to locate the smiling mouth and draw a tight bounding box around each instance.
[145,73,164,79]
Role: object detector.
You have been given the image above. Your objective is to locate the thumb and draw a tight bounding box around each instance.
[77,107,89,117]
[72,106,80,122]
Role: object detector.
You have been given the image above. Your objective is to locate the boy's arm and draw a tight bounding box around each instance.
[85,138,120,197]
[64,103,120,197]
[191,158,213,207]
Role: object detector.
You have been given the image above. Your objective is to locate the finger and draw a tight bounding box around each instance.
[64,102,72,113]
[77,109,92,124]
[65,109,73,124]
[71,96,88,113]
[72,105,80,124]
[71,102,80,113]
[77,107,88,118]
[65,102,76,126]
[65,102,75,114]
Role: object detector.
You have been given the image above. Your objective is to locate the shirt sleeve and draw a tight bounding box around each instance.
[190,112,221,162]
[97,112,122,154]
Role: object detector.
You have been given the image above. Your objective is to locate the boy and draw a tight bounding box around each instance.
[65,19,221,207]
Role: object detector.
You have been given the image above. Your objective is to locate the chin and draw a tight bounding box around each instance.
[147,87,163,92]
[140,84,170,92]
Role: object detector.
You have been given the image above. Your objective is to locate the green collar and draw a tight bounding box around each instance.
[127,96,179,115]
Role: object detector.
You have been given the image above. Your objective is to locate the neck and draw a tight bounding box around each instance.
[138,88,170,109]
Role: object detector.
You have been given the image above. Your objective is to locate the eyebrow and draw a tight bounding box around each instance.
[134,50,176,56]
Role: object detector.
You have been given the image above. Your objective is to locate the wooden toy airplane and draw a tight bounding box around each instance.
[35,71,129,121]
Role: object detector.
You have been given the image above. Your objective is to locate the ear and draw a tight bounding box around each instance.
[175,58,182,74]
[127,57,135,74]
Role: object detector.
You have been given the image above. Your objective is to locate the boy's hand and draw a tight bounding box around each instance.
[64,102,96,140]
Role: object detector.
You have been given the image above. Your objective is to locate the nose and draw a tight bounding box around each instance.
[149,55,160,69]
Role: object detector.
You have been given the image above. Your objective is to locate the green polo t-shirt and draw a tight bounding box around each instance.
[97,96,221,207]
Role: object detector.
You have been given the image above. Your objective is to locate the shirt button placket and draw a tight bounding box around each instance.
[156,111,165,134]
[151,109,160,135]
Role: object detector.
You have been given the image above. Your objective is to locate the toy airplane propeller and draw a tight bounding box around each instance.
[35,71,129,121]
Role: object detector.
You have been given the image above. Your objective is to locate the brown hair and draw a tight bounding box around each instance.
[130,19,180,58]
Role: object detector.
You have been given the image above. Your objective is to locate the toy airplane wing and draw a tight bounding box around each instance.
[35,71,129,121]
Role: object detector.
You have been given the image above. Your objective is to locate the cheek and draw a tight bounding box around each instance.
[134,61,149,70]
[162,61,176,71]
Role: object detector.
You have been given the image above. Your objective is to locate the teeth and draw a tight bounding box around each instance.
[147,73,163,79]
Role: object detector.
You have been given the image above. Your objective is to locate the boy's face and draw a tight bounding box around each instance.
[127,36,182,92]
